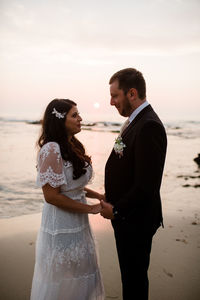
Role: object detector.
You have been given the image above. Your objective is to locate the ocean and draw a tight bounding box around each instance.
[0,117,200,219]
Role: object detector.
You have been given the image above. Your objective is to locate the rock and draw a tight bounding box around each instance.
[194,153,200,167]
[27,120,42,125]
[194,184,200,188]
[191,222,197,225]
[163,268,173,278]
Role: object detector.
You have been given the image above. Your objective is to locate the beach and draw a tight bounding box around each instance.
[0,208,200,300]
[0,119,200,299]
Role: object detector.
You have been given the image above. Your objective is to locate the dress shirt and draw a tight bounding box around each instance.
[129,101,149,124]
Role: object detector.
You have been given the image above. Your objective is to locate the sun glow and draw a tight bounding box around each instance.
[93,102,100,109]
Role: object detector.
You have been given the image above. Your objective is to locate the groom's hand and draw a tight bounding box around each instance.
[100,200,114,220]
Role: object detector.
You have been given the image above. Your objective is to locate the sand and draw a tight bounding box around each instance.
[0,209,200,300]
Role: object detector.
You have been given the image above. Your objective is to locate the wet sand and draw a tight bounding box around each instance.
[0,208,200,300]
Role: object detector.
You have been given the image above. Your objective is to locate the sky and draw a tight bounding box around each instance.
[1,0,200,122]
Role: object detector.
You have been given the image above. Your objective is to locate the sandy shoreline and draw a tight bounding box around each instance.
[0,209,200,300]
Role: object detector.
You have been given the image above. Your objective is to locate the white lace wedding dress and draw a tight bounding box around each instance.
[30,142,104,300]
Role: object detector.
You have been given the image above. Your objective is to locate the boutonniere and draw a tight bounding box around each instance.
[113,136,126,158]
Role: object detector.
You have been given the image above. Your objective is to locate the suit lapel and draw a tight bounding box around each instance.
[121,104,153,138]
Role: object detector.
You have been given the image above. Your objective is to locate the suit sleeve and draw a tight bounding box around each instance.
[114,121,167,219]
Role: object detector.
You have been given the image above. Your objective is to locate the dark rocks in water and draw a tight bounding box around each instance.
[182,184,200,188]
[111,122,122,127]
[182,184,191,188]
[177,175,200,179]
[111,130,120,133]
[191,221,198,225]
[177,154,200,189]
[194,153,200,167]
[27,120,42,125]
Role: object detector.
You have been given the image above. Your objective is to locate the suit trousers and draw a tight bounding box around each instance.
[112,221,153,300]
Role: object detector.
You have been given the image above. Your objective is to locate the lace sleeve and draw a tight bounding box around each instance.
[36,142,67,188]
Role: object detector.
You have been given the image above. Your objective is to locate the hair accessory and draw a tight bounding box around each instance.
[52,107,66,119]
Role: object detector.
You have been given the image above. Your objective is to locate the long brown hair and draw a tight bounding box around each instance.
[37,99,91,179]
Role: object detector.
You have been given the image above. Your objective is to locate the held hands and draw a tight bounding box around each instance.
[90,203,101,214]
[89,200,114,219]
[86,188,113,217]
[100,200,114,220]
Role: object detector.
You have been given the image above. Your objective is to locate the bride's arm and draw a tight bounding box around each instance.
[84,187,105,201]
[42,184,100,214]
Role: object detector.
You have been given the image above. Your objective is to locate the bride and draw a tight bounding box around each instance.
[30,99,105,300]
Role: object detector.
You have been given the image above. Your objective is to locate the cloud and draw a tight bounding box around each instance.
[1,0,200,67]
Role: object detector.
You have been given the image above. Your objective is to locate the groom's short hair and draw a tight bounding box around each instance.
[109,68,146,100]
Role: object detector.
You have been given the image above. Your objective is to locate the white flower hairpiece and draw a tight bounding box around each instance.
[52,107,66,119]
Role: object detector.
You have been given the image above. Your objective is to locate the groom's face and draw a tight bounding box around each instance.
[110,80,132,117]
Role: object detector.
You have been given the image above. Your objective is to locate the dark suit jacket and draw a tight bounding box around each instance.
[105,105,167,234]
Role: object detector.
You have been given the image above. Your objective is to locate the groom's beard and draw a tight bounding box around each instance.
[120,97,132,117]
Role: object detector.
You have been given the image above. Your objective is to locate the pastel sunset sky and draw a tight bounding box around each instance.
[1,0,200,122]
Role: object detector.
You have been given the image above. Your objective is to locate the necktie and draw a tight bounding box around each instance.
[120,119,129,136]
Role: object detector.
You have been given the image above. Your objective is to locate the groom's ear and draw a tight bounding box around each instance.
[128,88,138,100]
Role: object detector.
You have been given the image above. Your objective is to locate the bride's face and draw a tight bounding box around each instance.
[65,105,82,137]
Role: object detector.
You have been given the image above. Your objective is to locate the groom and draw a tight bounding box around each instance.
[100,68,167,299]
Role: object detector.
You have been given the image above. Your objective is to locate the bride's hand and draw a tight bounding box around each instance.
[90,203,101,214]
[98,193,106,201]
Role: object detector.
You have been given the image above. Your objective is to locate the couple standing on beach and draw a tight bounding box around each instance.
[30,68,167,300]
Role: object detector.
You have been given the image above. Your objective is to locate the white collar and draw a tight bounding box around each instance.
[129,101,149,124]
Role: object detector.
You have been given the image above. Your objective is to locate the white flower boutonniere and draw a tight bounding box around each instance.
[113,136,126,158]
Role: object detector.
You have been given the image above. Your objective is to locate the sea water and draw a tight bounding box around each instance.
[0,117,200,218]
